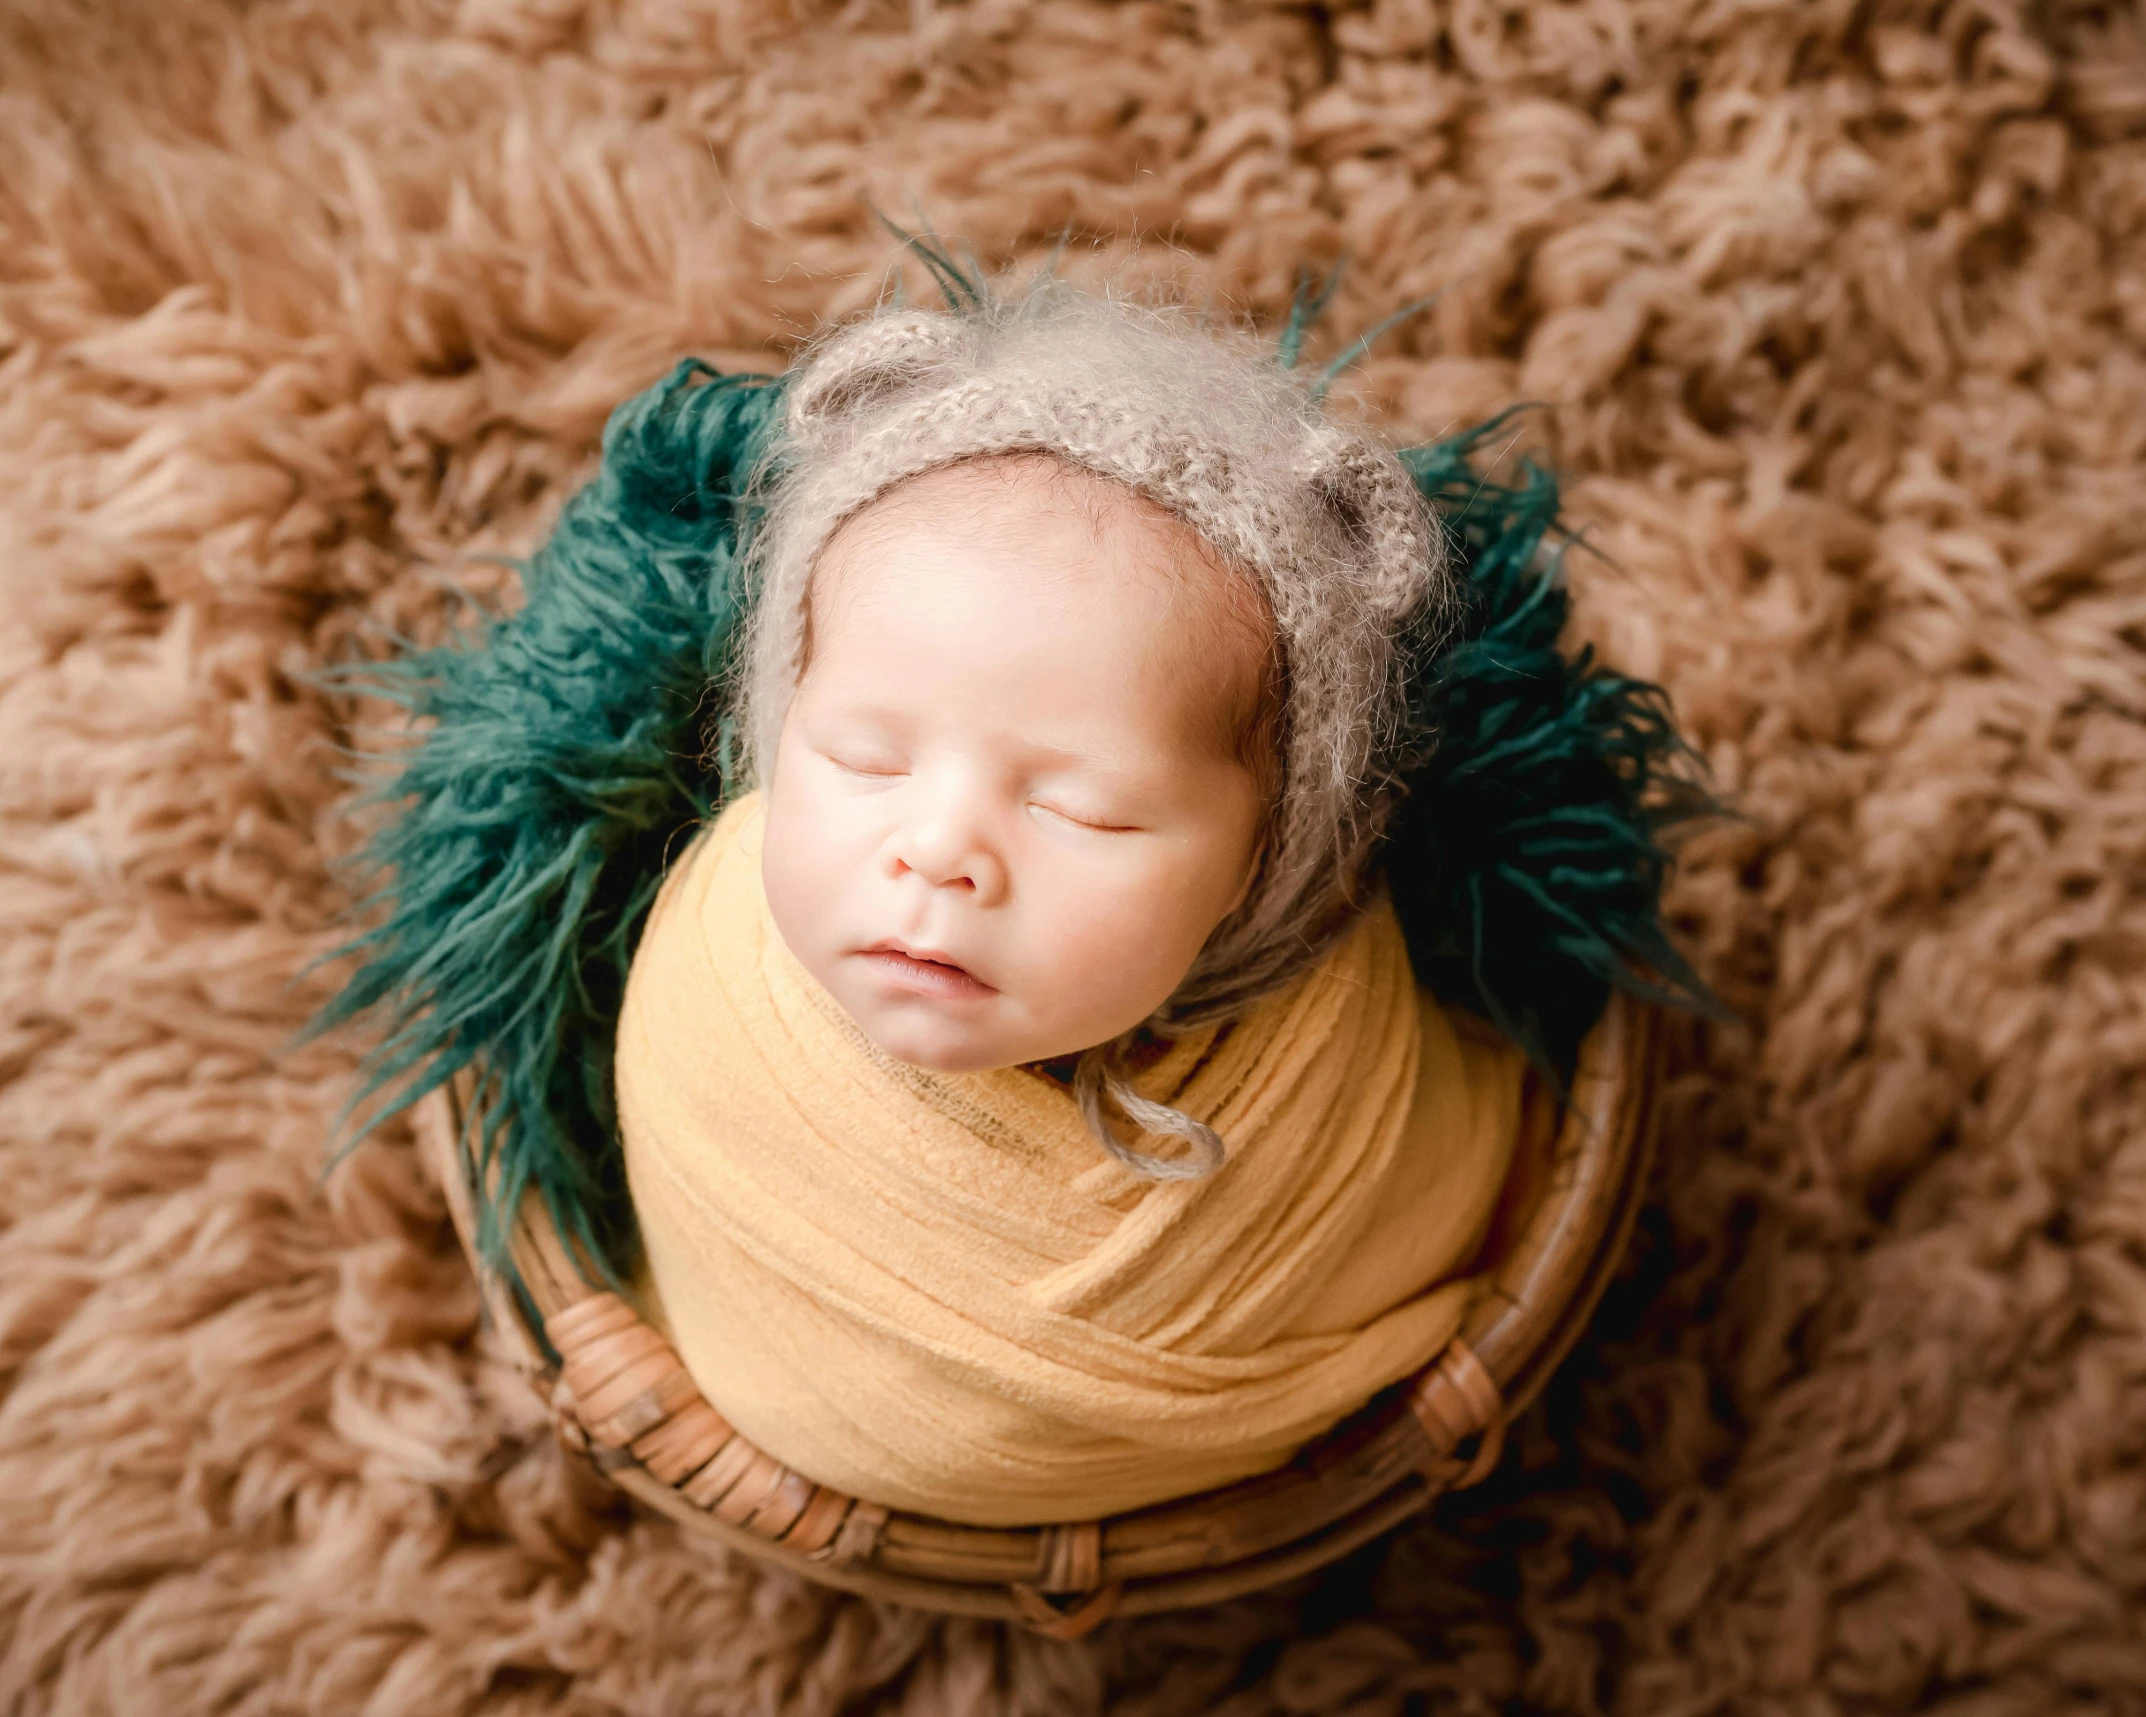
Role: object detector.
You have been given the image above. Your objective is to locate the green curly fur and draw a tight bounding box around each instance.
[1386,414,1717,1064]
[310,362,783,1283]
[311,260,1717,1296]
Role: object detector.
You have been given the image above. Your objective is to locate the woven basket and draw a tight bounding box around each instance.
[417,991,1661,1638]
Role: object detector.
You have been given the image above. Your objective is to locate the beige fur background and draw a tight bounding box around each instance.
[2,0,2142,1711]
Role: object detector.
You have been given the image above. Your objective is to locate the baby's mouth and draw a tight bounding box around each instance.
[856,941,998,1001]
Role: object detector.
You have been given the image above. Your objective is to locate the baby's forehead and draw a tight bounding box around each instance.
[816,452,1244,603]
[897,452,1127,526]
[800,453,1279,771]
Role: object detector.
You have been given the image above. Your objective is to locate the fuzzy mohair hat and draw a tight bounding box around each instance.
[734,278,1457,1177]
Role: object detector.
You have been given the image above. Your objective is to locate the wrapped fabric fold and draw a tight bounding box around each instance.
[617,793,1523,1524]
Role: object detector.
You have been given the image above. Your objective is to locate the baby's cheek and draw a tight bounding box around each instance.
[1038,864,1213,1010]
[760,795,843,954]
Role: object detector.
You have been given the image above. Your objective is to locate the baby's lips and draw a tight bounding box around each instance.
[863,936,972,974]
[856,941,999,997]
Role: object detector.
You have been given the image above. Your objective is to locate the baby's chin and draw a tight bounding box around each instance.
[837,982,1113,1074]
[852,1006,1050,1075]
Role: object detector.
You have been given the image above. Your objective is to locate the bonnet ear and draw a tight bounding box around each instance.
[785,309,970,446]
[1297,425,1448,621]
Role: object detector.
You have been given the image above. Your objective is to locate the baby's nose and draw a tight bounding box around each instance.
[890,805,1008,904]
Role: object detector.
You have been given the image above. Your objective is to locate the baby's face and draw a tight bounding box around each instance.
[760,457,1273,1073]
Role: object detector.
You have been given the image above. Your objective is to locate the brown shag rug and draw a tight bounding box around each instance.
[3,1,2143,1710]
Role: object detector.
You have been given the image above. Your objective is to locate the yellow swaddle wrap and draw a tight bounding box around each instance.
[615,793,1523,1526]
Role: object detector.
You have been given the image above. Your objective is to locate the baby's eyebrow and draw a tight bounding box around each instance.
[807,694,911,729]
[1016,737,1176,782]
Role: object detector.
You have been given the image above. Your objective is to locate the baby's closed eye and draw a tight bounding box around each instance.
[822,748,908,779]
[1029,800,1143,834]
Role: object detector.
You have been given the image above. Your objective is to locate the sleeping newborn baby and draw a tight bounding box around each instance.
[612,283,1525,1526]
[762,454,1272,1105]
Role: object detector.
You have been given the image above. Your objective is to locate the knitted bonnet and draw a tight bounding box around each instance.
[734,279,1458,1176]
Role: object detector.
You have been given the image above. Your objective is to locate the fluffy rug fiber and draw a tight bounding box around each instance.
[3,1,2142,1711]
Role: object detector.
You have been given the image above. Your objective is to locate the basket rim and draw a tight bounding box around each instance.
[416,990,1662,1634]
